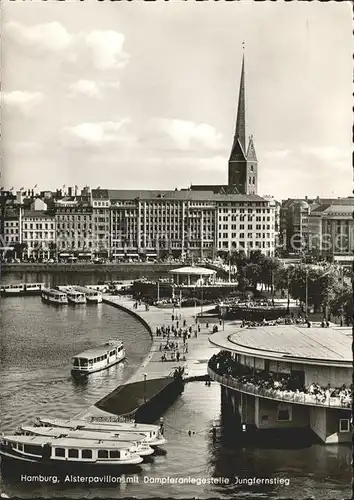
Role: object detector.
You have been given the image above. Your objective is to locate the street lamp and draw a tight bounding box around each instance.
[287,268,290,314]
[143,373,147,403]
[305,267,309,318]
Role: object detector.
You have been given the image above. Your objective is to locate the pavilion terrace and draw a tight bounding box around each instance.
[169,266,217,287]
[208,324,352,444]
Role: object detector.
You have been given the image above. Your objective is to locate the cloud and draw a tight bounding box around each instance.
[62,119,133,147]
[263,149,291,160]
[149,118,224,151]
[5,22,130,71]
[68,79,121,98]
[2,91,44,113]
[302,146,347,163]
[85,31,130,70]
[68,80,101,98]
[5,21,73,52]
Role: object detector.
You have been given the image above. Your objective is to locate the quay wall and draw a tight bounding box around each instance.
[102,298,154,341]
[0,262,179,274]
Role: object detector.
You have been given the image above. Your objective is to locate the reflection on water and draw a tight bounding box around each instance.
[0,269,168,287]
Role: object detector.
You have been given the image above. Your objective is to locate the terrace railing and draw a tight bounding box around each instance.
[208,366,351,410]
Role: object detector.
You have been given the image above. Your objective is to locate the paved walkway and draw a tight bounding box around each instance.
[75,296,235,419]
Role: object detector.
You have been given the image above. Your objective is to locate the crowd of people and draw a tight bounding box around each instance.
[209,352,352,408]
[156,317,201,363]
[240,315,330,329]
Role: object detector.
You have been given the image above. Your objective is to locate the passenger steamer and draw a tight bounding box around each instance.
[36,417,166,447]
[71,340,125,376]
[1,283,45,297]
[41,288,68,305]
[19,426,154,456]
[74,286,102,303]
[0,434,143,468]
[57,286,86,304]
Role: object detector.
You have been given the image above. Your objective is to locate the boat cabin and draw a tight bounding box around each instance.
[71,341,125,374]
[0,435,143,465]
[36,417,166,446]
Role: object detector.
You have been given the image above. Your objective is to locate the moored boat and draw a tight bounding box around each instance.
[0,283,46,297]
[36,417,166,446]
[73,286,102,303]
[41,288,68,305]
[0,434,143,467]
[71,340,125,376]
[0,284,25,296]
[66,289,86,305]
[19,426,154,456]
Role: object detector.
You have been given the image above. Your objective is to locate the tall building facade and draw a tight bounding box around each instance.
[90,189,275,259]
[280,197,354,260]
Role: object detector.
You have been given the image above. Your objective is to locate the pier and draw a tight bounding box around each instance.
[76,296,233,421]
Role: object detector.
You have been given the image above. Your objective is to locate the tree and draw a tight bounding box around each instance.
[12,242,27,261]
[288,265,342,313]
[48,242,56,259]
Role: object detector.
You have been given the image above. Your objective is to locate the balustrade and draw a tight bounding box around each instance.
[208,366,351,410]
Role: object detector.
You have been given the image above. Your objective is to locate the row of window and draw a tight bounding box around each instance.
[23,223,55,230]
[220,215,272,222]
[22,232,54,240]
[219,233,272,240]
[218,241,273,249]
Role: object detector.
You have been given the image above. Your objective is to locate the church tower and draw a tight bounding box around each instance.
[228,55,258,195]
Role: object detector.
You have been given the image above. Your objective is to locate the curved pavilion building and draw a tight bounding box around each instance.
[208,324,352,444]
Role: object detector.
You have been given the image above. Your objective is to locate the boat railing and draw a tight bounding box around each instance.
[208,366,352,410]
[90,416,135,424]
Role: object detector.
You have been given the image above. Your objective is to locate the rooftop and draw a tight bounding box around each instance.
[169,266,216,275]
[92,189,266,203]
[209,325,352,367]
[73,341,123,358]
[4,434,135,449]
[21,426,146,442]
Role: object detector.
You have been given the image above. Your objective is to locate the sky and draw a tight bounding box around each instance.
[2,0,352,200]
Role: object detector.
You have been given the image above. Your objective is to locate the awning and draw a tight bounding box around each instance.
[112,253,125,256]
[126,253,139,257]
[146,253,157,256]
[59,253,71,257]
[0,247,14,251]
[78,253,92,257]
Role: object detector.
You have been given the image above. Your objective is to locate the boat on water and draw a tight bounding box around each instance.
[73,286,102,303]
[56,286,86,304]
[19,426,154,456]
[41,288,68,305]
[0,283,45,297]
[71,340,125,376]
[0,434,143,467]
[36,418,166,446]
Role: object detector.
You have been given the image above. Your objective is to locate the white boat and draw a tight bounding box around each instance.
[0,434,143,466]
[24,283,45,295]
[71,340,125,376]
[0,284,25,296]
[19,426,154,456]
[36,417,166,446]
[86,284,109,293]
[41,288,68,305]
[66,289,86,304]
[73,286,102,303]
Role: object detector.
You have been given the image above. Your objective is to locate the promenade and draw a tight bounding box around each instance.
[76,296,234,419]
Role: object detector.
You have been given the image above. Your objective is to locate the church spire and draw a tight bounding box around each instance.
[234,54,246,154]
